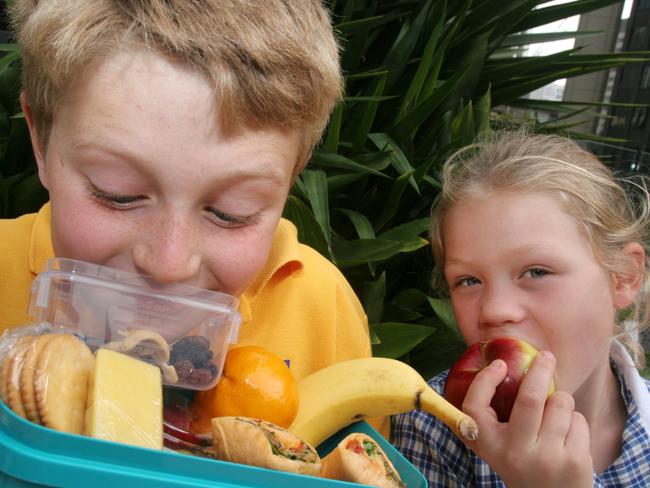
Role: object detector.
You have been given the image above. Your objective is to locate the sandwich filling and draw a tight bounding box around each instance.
[346,437,405,487]
[236,417,318,463]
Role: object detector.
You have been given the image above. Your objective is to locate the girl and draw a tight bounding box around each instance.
[392,130,650,487]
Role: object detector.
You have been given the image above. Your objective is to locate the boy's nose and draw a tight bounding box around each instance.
[132,219,202,284]
[478,284,526,328]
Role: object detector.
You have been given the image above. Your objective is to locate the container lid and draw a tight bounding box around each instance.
[30,258,240,318]
[26,258,241,390]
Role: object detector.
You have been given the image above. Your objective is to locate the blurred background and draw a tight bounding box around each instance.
[1,0,649,375]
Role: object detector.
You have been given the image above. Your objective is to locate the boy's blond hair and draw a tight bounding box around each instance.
[10,0,343,167]
[430,129,650,367]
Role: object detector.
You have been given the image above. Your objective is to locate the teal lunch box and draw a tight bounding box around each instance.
[0,401,427,488]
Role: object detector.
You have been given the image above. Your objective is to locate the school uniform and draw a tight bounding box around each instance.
[392,340,650,487]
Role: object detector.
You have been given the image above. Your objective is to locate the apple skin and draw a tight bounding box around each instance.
[444,336,551,422]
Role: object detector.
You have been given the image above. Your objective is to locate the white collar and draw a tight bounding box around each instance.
[610,340,650,434]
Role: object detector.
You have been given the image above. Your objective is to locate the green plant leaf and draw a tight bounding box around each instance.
[400,2,446,117]
[323,103,344,153]
[364,272,386,325]
[301,170,332,252]
[338,208,376,239]
[425,296,460,337]
[353,74,388,153]
[369,132,419,193]
[382,0,434,90]
[474,85,491,135]
[374,172,414,231]
[311,151,389,178]
[371,322,436,359]
[378,218,430,242]
[451,100,476,147]
[334,236,428,268]
[282,195,332,260]
[513,0,622,33]
[500,30,603,47]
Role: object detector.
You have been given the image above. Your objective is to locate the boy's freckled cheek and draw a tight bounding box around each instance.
[52,217,112,261]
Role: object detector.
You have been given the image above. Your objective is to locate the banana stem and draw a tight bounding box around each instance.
[417,387,479,441]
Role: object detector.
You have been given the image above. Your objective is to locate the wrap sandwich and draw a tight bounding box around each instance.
[210,416,321,476]
[321,432,405,488]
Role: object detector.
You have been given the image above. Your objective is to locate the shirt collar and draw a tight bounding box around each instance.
[238,218,303,322]
[29,203,55,275]
[610,340,650,434]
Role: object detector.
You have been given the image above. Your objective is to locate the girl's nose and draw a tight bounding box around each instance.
[478,284,526,328]
[132,217,202,284]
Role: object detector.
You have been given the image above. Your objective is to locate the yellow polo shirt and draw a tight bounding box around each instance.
[0,203,391,437]
[0,203,371,381]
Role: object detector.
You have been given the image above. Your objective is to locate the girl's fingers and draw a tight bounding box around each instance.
[564,411,590,450]
[460,359,508,453]
[462,359,508,423]
[507,351,556,446]
[536,391,575,446]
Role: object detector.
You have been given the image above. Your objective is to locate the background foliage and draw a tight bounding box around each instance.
[1,0,648,378]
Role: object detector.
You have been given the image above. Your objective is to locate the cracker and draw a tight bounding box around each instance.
[0,355,11,404]
[5,336,36,418]
[35,334,94,434]
[20,334,54,423]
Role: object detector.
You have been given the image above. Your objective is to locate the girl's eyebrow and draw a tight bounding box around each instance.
[444,256,470,266]
[446,244,560,265]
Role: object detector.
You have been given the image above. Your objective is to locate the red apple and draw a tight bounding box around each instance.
[444,336,553,422]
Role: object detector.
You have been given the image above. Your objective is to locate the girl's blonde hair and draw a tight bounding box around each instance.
[430,129,650,367]
[9,0,343,168]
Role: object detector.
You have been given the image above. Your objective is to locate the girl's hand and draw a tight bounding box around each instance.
[461,352,593,488]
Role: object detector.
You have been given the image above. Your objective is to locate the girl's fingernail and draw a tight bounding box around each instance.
[491,358,506,371]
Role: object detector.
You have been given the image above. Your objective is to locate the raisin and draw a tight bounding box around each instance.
[191,349,214,368]
[173,359,195,382]
[170,335,212,365]
[188,367,214,385]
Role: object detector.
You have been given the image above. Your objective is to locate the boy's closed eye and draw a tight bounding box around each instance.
[204,206,258,228]
[88,181,258,229]
[88,183,147,208]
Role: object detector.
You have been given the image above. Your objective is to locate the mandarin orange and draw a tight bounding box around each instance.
[189,345,298,434]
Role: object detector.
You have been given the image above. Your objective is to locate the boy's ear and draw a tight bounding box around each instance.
[20,92,49,190]
[613,242,646,309]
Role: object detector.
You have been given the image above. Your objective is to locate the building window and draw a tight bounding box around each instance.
[629,26,648,50]
[610,115,626,127]
[623,65,641,86]
[642,65,650,89]
[632,107,648,128]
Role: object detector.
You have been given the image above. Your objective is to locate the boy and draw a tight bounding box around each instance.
[0,0,372,382]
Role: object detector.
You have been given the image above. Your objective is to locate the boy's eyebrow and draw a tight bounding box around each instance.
[70,140,292,184]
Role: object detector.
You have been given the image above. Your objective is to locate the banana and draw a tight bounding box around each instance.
[288,357,479,447]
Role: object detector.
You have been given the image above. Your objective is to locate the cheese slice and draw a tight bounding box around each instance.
[84,348,163,449]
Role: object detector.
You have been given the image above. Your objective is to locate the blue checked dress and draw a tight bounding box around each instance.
[391,341,650,487]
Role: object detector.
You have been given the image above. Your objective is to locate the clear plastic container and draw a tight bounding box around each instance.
[27,258,241,390]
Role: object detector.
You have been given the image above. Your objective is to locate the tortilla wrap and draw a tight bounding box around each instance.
[321,432,405,488]
[210,416,321,476]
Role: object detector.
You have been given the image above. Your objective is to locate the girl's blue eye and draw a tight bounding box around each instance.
[456,276,480,287]
[524,268,548,278]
